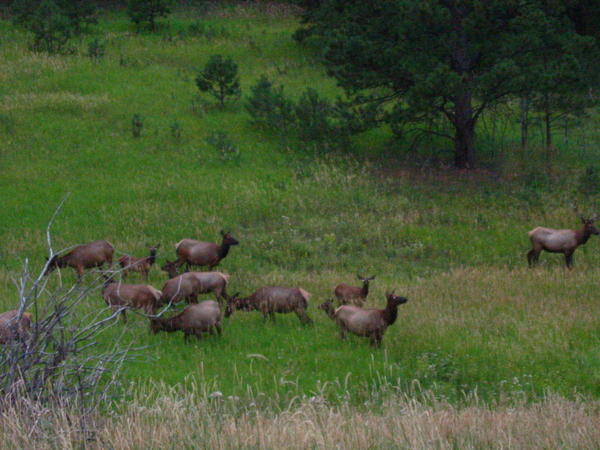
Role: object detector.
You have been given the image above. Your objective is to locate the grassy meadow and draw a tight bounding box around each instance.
[2,2,600,422]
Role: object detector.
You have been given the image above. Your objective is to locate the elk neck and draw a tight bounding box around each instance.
[382,301,399,326]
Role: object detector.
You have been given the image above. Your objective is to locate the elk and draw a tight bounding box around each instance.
[44,240,114,278]
[225,286,312,324]
[327,291,408,346]
[527,216,600,268]
[150,301,222,341]
[318,299,336,320]
[0,310,32,344]
[101,276,162,322]
[159,271,230,306]
[170,231,239,275]
[118,244,160,280]
[334,274,376,306]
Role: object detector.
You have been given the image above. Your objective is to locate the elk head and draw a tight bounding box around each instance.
[161,260,179,278]
[220,230,239,246]
[224,292,241,318]
[385,289,408,306]
[43,255,63,276]
[581,216,600,236]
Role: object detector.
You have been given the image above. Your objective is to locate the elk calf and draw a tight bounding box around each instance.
[102,277,162,322]
[171,231,239,275]
[329,291,408,346]
[118,244,160,280]
[0,310,32,344]
[44,240,114,278]
[159,271,230,306]
[225,286,312,324]
[150,301,222,341]
[527,217,599,268]
[334,274,375,306]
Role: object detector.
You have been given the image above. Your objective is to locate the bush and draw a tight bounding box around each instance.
[127,0,172,32]
[170,120,182,139]
[246,77,349,152]
[87,37,105,60]
[12,0,96,53]
[295,88,348,146]
[206,130,240,162]
[577,166,600,198]
[132,114,144,138]
[195,55,241,107]
[246,75,295,132]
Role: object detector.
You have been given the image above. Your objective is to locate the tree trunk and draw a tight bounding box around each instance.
[544,94,552,165]
[454,91,475,169]
[520,97,529,149]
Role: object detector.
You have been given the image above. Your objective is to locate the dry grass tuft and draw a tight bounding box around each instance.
[0,92,110,112]
[0,388,598,449]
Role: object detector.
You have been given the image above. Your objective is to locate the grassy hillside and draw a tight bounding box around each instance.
[2,3,600,407]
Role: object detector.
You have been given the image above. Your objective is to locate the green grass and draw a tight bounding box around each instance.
[2,4,600,407]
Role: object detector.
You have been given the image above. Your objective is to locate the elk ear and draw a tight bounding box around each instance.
[220,229,226,236]
[357,274,363,280]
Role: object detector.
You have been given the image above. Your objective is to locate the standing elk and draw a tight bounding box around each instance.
[334,274,376,306]
[320,291,408,346]
[43,240,114,278]
[169,230,239,275]
[118,244,160,280]
[101,276,162,322]
[0,310,32,344]
[225,286,312,324]
[150,301,222,341]
[159,271,230,306]
[527,216,599,268]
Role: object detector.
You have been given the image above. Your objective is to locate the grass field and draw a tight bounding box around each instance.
[2,2,600,421]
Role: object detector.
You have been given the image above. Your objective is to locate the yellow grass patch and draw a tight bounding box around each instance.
[0,92,110,112]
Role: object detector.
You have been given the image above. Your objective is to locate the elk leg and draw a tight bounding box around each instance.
[565,251,574,269]
[339,327,347,340]
[120,310,128,323]
[370,333,382,347]
[75,265,84,280]
[296,309,313,325]
[215,323,222,335]
[527,249,539,267]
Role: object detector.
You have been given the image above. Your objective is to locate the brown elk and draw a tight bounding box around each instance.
[101,276,162,322]
[44,240,114,278]
[158,271,230,306]
[118,244,160,280]
[324,291,408,346]
[225,286,312,324]
[150,301,222,341]
[0,310,32,344]
[170,231,239,275]
[334,274,376,306]
[527,216,599,268]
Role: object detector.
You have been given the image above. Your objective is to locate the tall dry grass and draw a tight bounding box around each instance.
[2,387,599,449]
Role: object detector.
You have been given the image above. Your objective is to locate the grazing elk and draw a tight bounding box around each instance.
[170,231,239,275]
[0,310,32,344]
[150,301,222,341]
[225,286,312,324]
[118,244,160,280]
[334,274,376,306]
[101,276,162,322]
[44,240,114,278]
[527,216,600,268]
[325,291,408,347]
[159,271,230,306]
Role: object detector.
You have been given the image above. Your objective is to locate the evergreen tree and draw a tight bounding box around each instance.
[127,0,172,32]
[299,0,598,168]
[195,55,241,107]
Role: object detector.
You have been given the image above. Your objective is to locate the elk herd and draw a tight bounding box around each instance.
[2,214,599,348]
